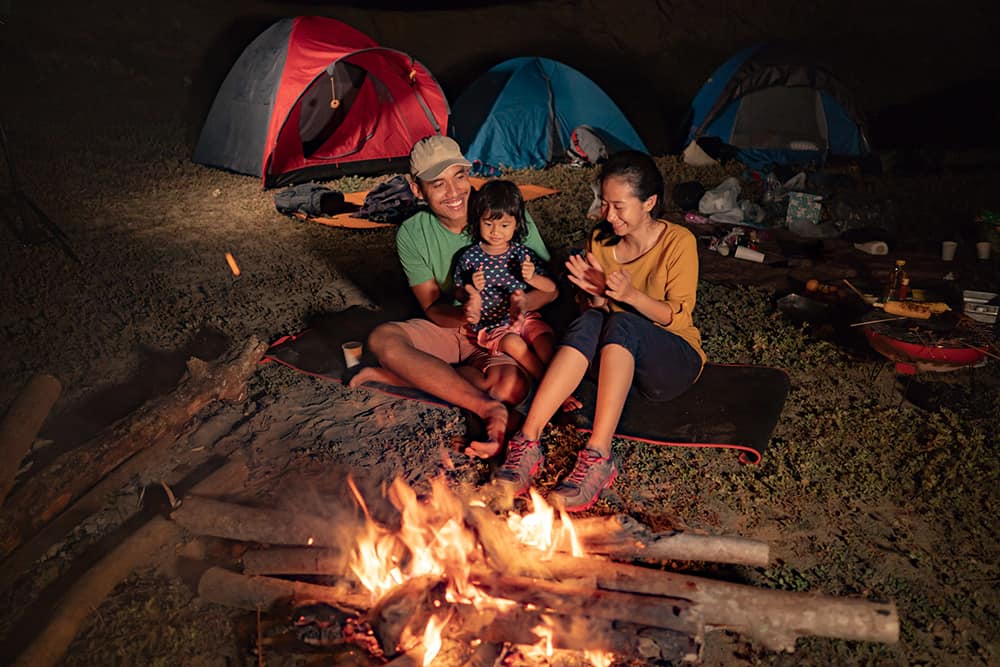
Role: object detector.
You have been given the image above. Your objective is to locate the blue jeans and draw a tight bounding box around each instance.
[560,309,702,401]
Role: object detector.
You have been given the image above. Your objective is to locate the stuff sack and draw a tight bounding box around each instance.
[274,183,348,217]
[672,181,706,211]
[352,175,422,225]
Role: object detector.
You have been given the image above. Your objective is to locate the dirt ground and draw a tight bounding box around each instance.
[1,2,999,666]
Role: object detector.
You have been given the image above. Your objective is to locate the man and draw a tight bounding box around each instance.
[349,136,556,456]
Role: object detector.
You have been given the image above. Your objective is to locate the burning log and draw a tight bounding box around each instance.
[196,566,370,612]
[171,496,361,550]
[568,514,770,567]
[0,336,267,556]
[539,553,898,651]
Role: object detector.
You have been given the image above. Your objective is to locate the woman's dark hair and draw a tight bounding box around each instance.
[467,179,528,243]
[593,150,665,245]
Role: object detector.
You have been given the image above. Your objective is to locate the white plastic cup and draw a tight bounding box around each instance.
[734,245,765,263]
[941,241,958,261]
[342,341,363,368]
[976,241,991,260]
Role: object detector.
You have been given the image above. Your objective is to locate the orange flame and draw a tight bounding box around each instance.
[506,490,584,558]
[421,613,448,666]
[584,649,615,667]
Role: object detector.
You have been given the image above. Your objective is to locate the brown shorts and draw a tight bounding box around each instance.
[394,318,520,372]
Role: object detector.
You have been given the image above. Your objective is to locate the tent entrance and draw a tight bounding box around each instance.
[730,87,829,151]
[299,61,374,159]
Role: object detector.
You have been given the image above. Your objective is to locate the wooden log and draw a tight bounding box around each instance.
[171,496,361,551]
[0,336,266,556]
[567,514,770,567]
[0,373,62,507]
[197,566,371,611]
[242,547,349,576]
[8,458,249,667]
[539,553,898,651]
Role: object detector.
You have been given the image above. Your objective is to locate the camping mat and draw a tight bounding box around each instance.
[297,178,560,229]
[263,307,789,463]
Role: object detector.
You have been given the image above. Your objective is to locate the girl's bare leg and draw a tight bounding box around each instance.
[499,333,546,380]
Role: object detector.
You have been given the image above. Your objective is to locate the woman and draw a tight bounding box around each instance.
[494,150,706,512]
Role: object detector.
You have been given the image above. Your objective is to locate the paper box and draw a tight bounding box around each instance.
[786,192,823,225]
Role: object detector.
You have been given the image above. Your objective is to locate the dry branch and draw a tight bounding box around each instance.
[539,553,898,651]
[171,496,361,549]
[9,458,249,667]
[0,373,62,507]
[242,547,349,576]
[197,566,371,611]
[567,514,770,567]
[0,337,266,556]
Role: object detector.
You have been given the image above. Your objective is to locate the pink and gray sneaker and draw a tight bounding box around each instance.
[549,448,618,512]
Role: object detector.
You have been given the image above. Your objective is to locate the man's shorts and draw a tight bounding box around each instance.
[394,318,520,372]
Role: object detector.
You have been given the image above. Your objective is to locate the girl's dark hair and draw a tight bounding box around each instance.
[467,179,528,243]
[593,150,665,246]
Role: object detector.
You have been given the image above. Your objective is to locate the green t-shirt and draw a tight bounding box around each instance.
[396,209,550,294]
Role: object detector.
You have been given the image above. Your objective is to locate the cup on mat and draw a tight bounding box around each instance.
[976,242,991,260]
[941,241,958,261]
[734,245,765,263]
[342,341,363,368]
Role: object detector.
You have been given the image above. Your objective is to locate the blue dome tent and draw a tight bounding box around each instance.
[685,44,870,170]
[450,57,647,173]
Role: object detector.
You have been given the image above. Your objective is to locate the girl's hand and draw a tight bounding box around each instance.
[472,265,486,292]
[521,256,535,282]
[605,268,637,304]
[565,251,607,297]
[464,284,482,325]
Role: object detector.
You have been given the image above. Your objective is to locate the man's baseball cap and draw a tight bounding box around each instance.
[409,136,472,181]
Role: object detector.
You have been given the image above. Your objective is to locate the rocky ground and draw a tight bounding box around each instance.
[1,1,998,666]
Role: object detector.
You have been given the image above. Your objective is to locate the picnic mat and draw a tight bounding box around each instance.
[294,178,560,229]
[263,307,789,463]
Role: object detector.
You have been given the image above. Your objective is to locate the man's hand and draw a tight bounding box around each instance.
[521,256,535,282]
[605,268,638,304]
[472,265,486,292]
[464,284,482,325]
[566,251,607,297]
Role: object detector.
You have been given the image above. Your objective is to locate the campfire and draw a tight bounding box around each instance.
[170,475,899,665]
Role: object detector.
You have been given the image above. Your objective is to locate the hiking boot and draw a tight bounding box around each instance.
[493,433,544,495]
[549,448,618,512]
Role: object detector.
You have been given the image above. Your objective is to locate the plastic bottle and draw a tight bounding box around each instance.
[897,272,910,300]
[884,260,905,302]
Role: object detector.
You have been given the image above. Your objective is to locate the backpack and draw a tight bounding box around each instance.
[351,175,423,225]
[273,183,349,217]
[566,125,609,166]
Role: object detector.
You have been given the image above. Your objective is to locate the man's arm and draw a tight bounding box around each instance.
[411,280,468,328]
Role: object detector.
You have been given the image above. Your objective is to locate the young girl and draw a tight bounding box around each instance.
[454,180,558,380]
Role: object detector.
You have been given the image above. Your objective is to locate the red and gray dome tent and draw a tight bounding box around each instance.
[193,16,449,187]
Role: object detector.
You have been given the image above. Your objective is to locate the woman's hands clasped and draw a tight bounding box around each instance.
[566,251,636,305]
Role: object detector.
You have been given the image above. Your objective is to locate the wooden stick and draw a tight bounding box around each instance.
[841,278,868,300]
[196,566,371,611]
[171,496,361,550]
[567,515,769,567]
[850,316,906,327]
[242,547,349,576]
[0,374,62,507]
[8,458,249,667]
[538,554,898,651]
[0,337,266,556]
[957,341,1000,361]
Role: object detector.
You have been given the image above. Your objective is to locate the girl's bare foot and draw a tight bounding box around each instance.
[347,366,408,389]
[561,396,583,412]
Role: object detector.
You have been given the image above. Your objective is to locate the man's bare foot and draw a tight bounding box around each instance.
[347,366,407,389]
[560,396,583,412]
[465,402,507,458]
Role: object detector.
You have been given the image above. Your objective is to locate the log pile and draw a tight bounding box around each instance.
[174,488,899,665]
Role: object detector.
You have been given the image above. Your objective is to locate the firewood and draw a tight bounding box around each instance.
[539,553,899,651]
[10,458,249,667]
[171,496,362,550]
[0,373,62,507]
[567,514,770,567]
[242,546,350,576]
[196,566,371,611]
[0,336,266,556]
